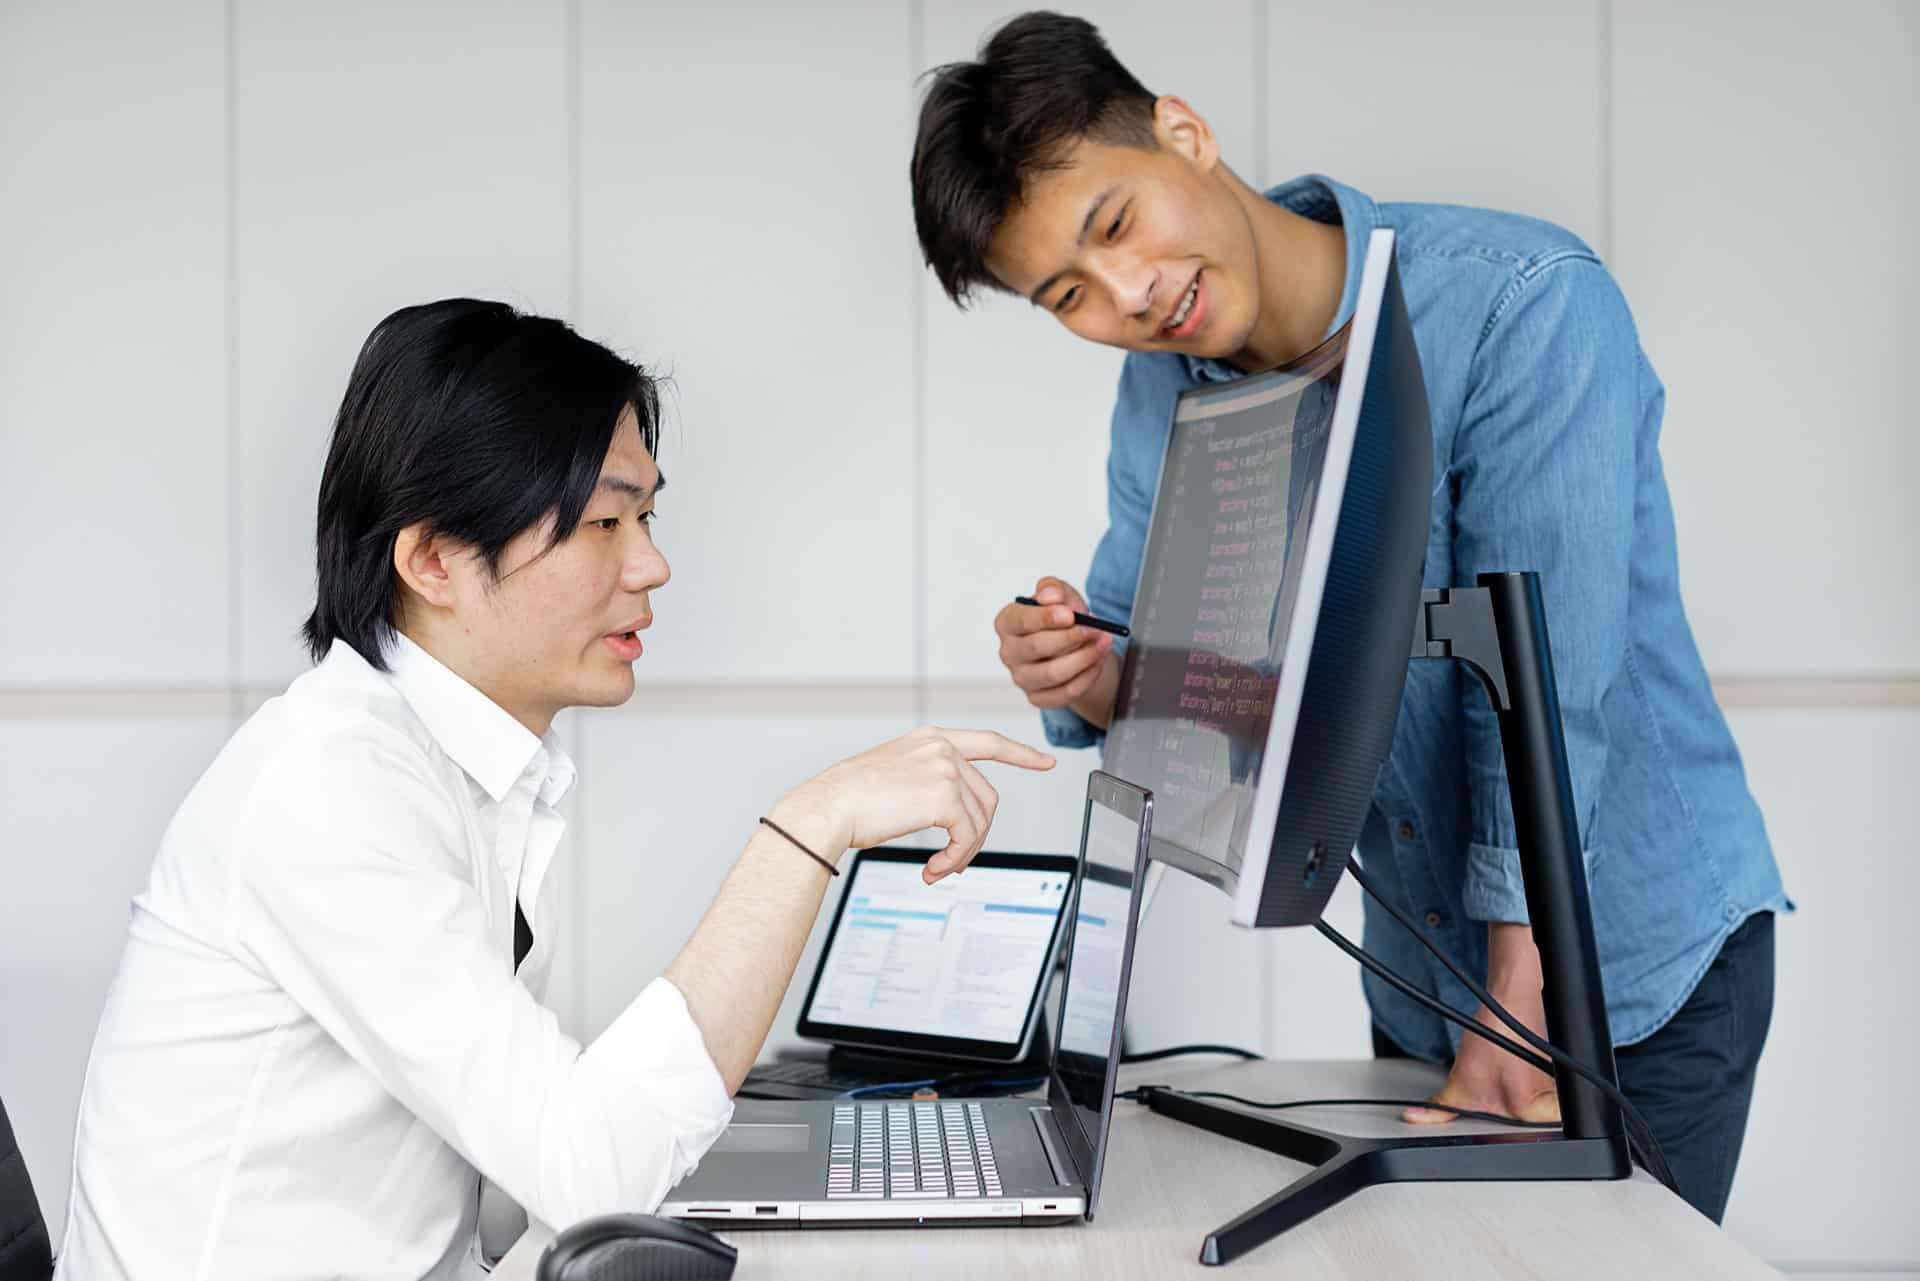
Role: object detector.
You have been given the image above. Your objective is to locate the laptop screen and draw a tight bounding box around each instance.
[1048,772,1152,1219]
[795,849,1076,1060]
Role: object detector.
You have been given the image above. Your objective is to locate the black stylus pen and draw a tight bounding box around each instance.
[1014,595,1131,638]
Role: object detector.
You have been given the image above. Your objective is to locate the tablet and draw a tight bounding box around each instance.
[794,846,1078,1063]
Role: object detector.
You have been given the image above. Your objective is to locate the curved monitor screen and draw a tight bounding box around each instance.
[1102,329,1347,887]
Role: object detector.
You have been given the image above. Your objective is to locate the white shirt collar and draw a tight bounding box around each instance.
[372,633,576,807]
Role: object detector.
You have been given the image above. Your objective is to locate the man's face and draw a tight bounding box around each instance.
[442,408,669,731]
[984,100,1260,361]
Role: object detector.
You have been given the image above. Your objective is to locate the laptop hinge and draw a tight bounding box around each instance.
[1029,1107,1072,1186]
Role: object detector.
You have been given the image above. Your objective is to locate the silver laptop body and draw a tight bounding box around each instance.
[660,1095,1084,1226]
[660,771,1153,1229]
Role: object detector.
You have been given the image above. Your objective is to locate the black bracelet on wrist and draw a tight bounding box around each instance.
[759,816,838,877]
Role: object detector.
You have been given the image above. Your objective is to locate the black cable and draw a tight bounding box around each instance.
[1317,915,1675,1191]
[839,1072,1046,1101]
[1339,859,1678,1193]
[1340,864,1677,1192]
[737,1064,1046,1101]
[1312,919,1554,1074]
[1320,915,1676,1191]
[799,1045,1265,1098]
[1117,1085,1562,1129]
[1121,1043,1264,1065]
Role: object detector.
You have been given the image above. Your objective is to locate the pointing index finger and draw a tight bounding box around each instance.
[932,728,1056,771]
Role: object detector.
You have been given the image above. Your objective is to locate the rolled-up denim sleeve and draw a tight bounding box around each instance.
[1452,256,1642,924]
[1042,359,1167,751]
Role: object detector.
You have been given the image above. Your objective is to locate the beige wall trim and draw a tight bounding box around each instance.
[922,677,1920,716]
[3,674,1917,721]
[1708,675,1920,710]
[0,687,239,719]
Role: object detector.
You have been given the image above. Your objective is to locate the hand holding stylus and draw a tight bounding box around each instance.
[994,577,1124,725]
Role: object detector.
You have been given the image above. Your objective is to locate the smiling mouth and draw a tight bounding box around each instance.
[1161,273,1200,335]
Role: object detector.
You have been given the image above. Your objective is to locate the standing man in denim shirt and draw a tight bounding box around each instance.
[910,11,1789,1223]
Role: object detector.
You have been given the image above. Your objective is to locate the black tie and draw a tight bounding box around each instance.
[513,902,533,973]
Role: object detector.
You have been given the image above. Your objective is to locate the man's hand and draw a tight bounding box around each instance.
[993,576,1121,727]
[669,725,1054,1090]
[781,726,1056,884]
[1404,922,1561,1125]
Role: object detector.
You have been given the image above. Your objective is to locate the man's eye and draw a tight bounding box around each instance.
[592,517,619,531]
[1055,286,1080,313]
[638,511,656,526]
[1108,214,1124,239]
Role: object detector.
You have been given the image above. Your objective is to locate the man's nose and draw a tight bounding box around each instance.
[1094,256,1157,320]
[627,538,669,592]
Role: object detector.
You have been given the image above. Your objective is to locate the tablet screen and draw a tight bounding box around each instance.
[798,851,1074,1058]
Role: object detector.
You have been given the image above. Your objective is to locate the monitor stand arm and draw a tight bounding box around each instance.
[1141,571,1631,1266]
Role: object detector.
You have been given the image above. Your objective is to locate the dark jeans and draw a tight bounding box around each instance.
[1371,911,1775,1223]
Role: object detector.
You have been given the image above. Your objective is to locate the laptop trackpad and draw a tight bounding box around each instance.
[709,1123,812,1154]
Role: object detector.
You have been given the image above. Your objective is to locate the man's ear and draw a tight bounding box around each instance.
[393,522,459,613]
[1154,95,1219,172]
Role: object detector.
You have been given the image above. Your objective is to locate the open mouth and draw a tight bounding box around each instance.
[604,624,647,661]
[1160,271,1202,338]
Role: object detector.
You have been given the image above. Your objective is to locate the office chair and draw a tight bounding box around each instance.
[0,1093,54,1281]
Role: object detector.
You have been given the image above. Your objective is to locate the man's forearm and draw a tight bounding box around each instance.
[663,797,846,1093]
[1487,921,1544,993]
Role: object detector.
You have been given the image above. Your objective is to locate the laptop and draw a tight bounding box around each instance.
[744,846,1077,1099]
[661,770,1153,1227]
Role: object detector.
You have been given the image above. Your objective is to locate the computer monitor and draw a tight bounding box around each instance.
[1102,228,1432,928]
[1098,229,1631,1264]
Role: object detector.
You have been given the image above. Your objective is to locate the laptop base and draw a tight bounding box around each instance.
[660,1097,1084,1230]
[668,1202,1078,1230]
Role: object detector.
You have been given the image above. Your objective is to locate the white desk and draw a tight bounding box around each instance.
[495,1058,1782,1279]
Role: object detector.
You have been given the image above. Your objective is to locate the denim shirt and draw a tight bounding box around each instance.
[1045,175,1790,1055]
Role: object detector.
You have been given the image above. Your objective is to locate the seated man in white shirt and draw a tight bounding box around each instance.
[54,298,1055,1280]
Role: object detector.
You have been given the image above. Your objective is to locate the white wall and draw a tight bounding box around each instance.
[1,1,1913,1273]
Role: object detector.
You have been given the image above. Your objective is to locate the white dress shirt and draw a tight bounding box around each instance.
[55,636,733,1280]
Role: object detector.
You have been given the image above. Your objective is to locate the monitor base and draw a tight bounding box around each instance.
[1139,1086,1630,1266]
[1152,571,1637,1265]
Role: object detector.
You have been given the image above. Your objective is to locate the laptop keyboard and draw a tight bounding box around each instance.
[825,1101,1003,1199]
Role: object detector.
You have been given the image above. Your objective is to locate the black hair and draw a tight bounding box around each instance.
[302,298,659,670]
[911,10,1158,307]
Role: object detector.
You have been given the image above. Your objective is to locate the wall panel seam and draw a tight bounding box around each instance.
[566,0,588,1045]
[1598,0,1614,264]
[1253,0,1268,190]
[6,675,1917,720]
[225,0,242,728]
[910,0,929,730]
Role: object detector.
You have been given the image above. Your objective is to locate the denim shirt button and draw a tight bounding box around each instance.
[1424,911,1445,928]
[1396,821,1417,841]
